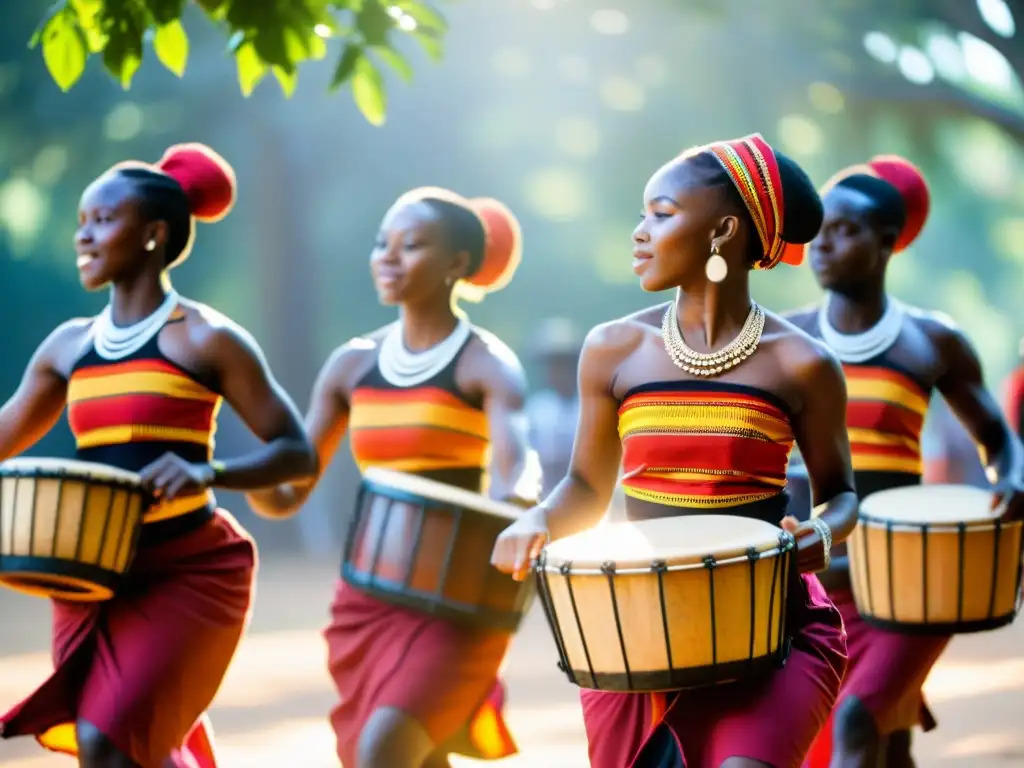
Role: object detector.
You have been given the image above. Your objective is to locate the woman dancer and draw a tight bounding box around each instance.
[247,186,533,767]
[786,156,1024,767]
[492,134,856,768]
[0,143,317,768]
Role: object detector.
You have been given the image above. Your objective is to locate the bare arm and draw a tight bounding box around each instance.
[932,322,1024,494]
[0,322,81,461]
[246,345,353,519]
[787,345,859,572]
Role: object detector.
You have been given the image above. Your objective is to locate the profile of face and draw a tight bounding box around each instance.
[370,200,468,306]
[809,186,893,292]
[75,173,162,292]
[631,157,742,293]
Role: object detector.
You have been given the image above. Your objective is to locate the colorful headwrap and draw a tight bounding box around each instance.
[820,155,930,253]
[700,133,804,270]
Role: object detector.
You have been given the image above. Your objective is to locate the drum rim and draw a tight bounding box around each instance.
[361,467,521,520]
[859,483,997,525]
[856,512,1022,532]
[0,458,142,489]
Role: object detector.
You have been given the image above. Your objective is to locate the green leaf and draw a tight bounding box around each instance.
[329,42,362,92]
[393,0,447,33]
[29,2,62,49]
[154,19,188,76]
[371,44,412,83]
[41,10,88,91]
[103,28,144,89]
[352,54,386,125]
[254,28,294,72]
[273,65,298,97]
[236,42,266,96]
[356,0,394,46]
[308,34,327,60]
[410,28,443,62]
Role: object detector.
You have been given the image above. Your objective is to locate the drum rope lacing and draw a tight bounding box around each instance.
[817,292,904,363]
[662,292,765,377]
[93,289,181,361]
[377,317,472,387]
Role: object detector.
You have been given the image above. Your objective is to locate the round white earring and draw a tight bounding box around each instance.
[145,240,157,252]
[705,244,728,283]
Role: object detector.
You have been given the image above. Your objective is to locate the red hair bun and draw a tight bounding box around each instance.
[156,143,237,223]
[466,197,522,293]
[865,155,929,252]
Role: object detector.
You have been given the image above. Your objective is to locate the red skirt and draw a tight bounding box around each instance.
[581,574,848,768]
[325,581,517,765]
[0,510,256,768]
[802,586,947,766]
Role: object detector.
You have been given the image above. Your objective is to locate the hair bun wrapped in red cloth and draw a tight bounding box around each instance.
[864,155,929,252]
[156,143,237,223]
[465,197,522,292]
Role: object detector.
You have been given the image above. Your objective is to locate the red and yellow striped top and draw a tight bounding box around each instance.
[67,345,221,523]
[618,383,794,509]
[844,364,929,475]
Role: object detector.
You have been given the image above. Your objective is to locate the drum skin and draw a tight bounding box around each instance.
[342,468,535,631]
[849,484,1024,634]
[0,457,147,602]
[535,515,796,693]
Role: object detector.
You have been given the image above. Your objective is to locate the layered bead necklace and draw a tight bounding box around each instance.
[661,293,766,377]
[93,289,180,361]
[377,317,472,387]
[816,293,904,363]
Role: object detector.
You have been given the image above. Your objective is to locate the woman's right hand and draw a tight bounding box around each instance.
[491,506,550,581]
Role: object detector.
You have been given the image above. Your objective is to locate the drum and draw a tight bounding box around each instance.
[534,515,796,692]
[0,457,147,602]
[342,468,535,631]
[848,484,1024,634]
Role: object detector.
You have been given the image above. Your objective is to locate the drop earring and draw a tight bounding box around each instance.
[705,243,728,283]
[444,277,453,287]
[145,240,157,252]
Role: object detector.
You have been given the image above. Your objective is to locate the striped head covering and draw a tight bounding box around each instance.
[820,155,930,253]
[701,133,805,269]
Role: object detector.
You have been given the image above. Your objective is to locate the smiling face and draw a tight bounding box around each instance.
[809,185,892,293]
[369,200,468,307]
[75,173,155,292]
[631,156,745,293]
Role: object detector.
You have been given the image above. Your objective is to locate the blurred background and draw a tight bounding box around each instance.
[1,0,1023,764]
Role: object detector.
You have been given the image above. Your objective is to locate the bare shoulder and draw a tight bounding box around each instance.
[43,316,96,375]
[177,300,261,358]
[462,325,528,398]
[765,311,844,388]
[905,305,963,343]
[588,303,664,353]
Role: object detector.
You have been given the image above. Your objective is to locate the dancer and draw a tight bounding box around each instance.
[493,134,855,768]
[247,187,533,767]
[786,155,1024,767]
[0,143,317,767]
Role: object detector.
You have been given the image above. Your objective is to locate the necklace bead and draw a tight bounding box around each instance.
[661,298,765,377]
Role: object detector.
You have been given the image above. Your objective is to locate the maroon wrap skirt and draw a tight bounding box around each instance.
[325,580,517,765]
[0,509,256,768]
[581,574,848,768]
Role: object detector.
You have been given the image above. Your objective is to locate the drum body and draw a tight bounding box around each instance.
[342,468,535,631]
[848,484,1024,634]
[0,458,147,602]
[535,515,796,693]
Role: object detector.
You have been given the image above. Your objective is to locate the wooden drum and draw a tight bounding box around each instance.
[342,468,535,631]
[0,457,147,601]
[849,484,1024,634]
[534,515,797,692]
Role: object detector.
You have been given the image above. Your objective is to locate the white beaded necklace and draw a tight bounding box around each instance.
[817,293,904,363]
[377,317,472,387]
[93,289,180,361]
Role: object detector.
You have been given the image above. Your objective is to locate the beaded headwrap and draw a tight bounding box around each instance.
[820,155,930,253]
[701,133,804,269]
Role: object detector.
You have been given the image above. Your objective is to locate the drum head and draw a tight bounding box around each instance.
[860,484,997,525]
[0,457,141,486]
[542,515,789,571]
[361,467,520,521]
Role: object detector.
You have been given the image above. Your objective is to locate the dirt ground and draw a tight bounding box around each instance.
[1,554,1022,767]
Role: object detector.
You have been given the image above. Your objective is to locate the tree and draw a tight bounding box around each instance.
[30,0,448,125]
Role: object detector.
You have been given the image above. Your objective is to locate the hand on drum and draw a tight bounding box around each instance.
[780,515,829,574]
[991,476,1024,522]
[490,507,549,582]
[139,453,216,502]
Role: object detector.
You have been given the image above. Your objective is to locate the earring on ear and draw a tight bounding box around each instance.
[145,240,157,252]
[705,242,728,283]
[445,277,453,287]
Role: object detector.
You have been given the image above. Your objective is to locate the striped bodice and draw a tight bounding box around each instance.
[843,361,930,495]
[67,334,221,523]
[618,382,794,516]
[348,338,489,492]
